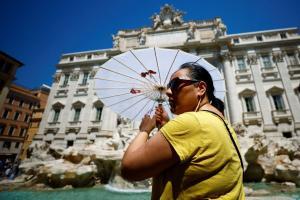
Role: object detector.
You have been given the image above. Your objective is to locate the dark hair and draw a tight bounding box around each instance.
[179,62,224,113]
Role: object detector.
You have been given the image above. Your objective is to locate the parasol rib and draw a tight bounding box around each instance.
[112,57,156,85]
[163,49,180,85]
[131,98,153,121]
[94,87,143,90]
[94,78,147,86]
[129,50,159,84]
[119,95,152,115]
[106,90,154,107]
[99,66,149,85]
[154,47,162,85]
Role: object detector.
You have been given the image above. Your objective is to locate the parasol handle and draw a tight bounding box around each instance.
[156,103,163,130]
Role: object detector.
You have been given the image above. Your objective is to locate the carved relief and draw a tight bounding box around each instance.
[247,55,258,65]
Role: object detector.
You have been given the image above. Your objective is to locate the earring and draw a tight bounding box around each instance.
[194,95,202,112]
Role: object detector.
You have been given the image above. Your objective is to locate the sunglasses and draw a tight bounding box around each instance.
[167,77,199,93]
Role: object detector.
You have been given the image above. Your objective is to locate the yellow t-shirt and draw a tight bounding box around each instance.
[152,111,245,200]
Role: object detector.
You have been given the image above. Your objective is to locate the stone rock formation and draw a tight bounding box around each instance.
[233,123,300,186]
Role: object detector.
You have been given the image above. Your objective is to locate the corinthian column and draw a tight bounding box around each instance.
[220,50,240,124]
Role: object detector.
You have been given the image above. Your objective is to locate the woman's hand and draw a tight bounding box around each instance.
[139,114,156,134]
[155,104,169,127]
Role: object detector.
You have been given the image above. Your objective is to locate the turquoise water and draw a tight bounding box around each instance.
[0,186,151,200]
[1,183,299,200]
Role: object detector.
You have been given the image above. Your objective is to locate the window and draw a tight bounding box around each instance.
[24,114,30,122]
[20,128,26,137]
[233,38,239,44]
[272,95,285,111]
[262,55,272,68]
[15,142,20,148]
[282,132,292,138]
[53,109,60,122]
[8,126,15,136]
[19,100,24,107]
[0,124,6,135]
[69,56,74,62]
[280,33,287,39]
[74,108,81,122]
[87,55,92,59]
[256,36,263,41]
[8,97,14,104]
[82,72,89,85]
[287,53,298,65]
[29,103,33,109]
[237,57,246,70]
[95,107,103,121]
[14,112,20,121]
[244,97,255,112]
[67,140,74,148]
[2,109,9,119]
[3,141,11,149]
[62,74,69,87]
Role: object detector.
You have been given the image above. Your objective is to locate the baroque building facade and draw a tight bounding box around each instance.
[34,5,300,148]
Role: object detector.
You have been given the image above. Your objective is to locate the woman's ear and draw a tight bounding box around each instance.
[196,81,207,96]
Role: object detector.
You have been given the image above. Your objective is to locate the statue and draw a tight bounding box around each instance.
[138,29,147,45]
[173,11,184,25]
[150,4,185,29]
[112,34,120,48]
[186,22,196,41]
[151,14,161,29]
[214,18,227,38]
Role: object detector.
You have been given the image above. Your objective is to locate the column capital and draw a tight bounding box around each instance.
[272,51,284,63]
[247,54,257,65]
[220,51,234,62]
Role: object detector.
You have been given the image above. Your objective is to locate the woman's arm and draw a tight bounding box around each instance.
[121,115,179,181]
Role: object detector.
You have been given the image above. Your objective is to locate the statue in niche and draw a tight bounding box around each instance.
[139,29,147,45]
[112,34,120,48]
[186,22,196,41]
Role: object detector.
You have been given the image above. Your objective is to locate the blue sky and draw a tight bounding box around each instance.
[1,0,300,89]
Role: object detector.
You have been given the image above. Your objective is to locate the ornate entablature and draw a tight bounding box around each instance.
[111,4,227,51]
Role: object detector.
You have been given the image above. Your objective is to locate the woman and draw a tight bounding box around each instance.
[121,62,245,199]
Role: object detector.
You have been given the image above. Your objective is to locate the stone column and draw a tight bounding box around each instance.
[247,51,276,132]
[274,49,300,134]
[221,50,240,124]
